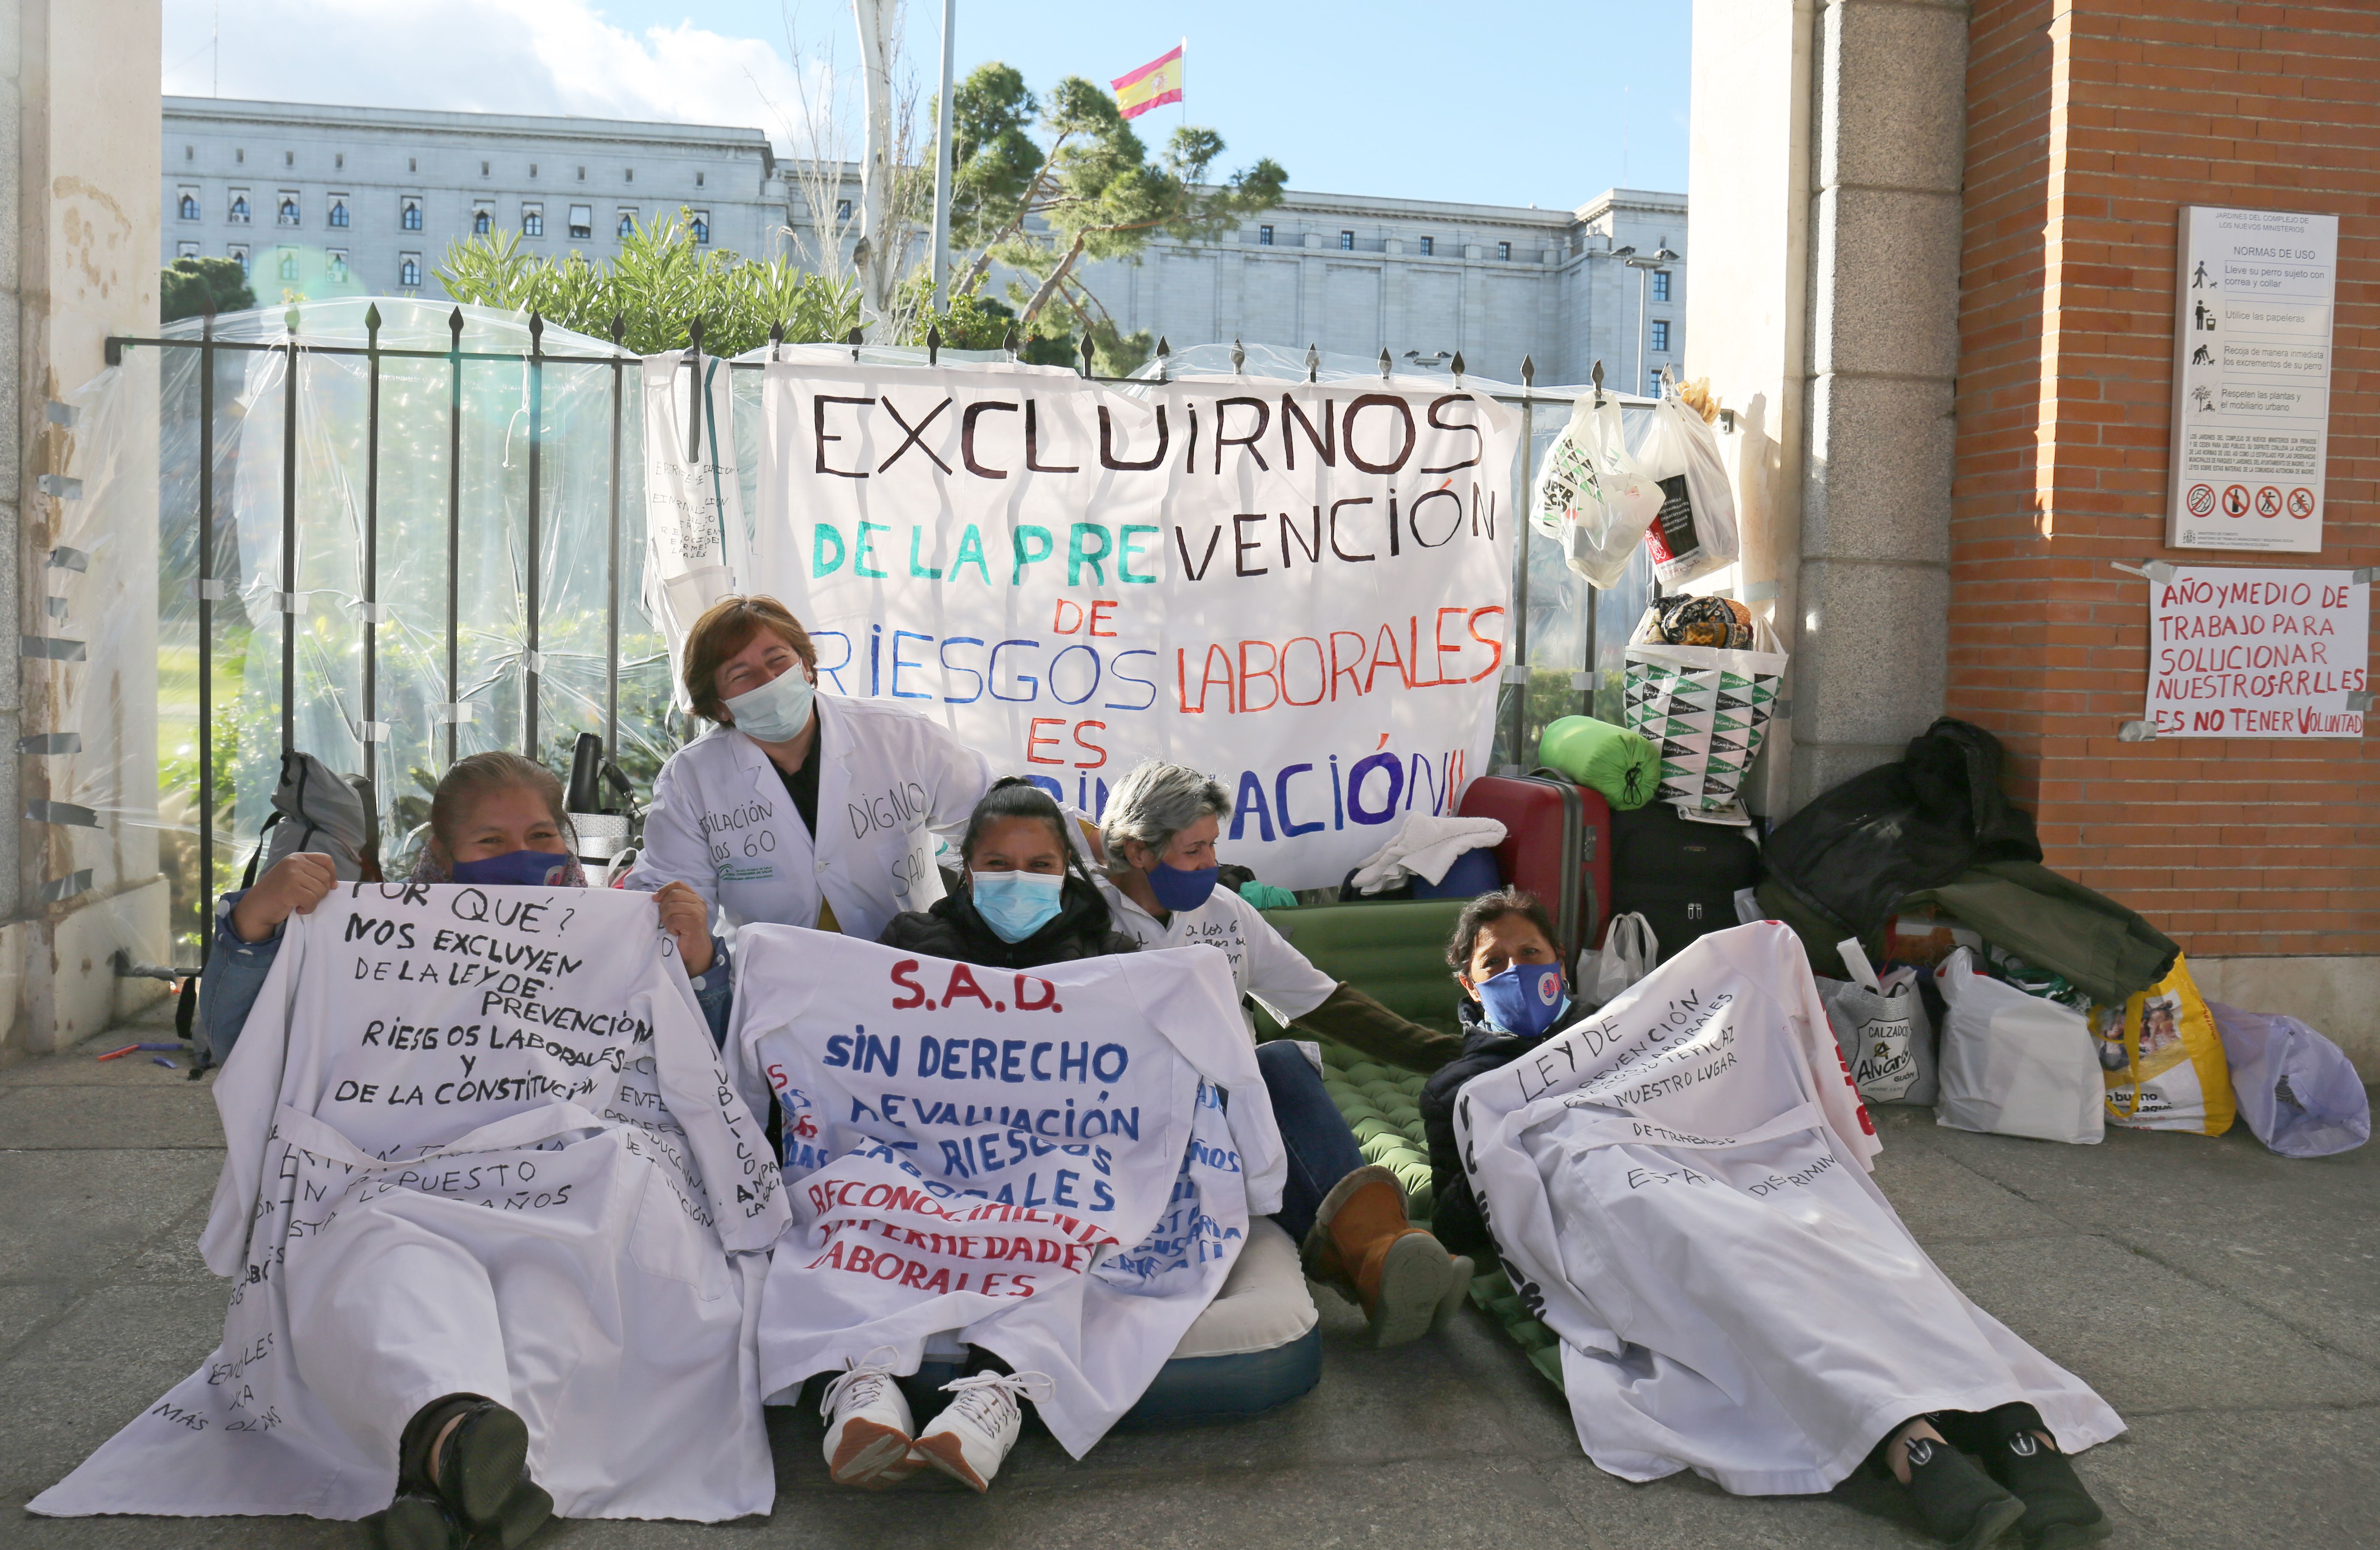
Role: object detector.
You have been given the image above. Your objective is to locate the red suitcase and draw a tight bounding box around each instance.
[1456,770,1614,962]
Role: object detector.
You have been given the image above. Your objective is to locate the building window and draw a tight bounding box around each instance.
[1419,235,1433,255]
[228,244,249,275]
[228,192,251,225]
[625,168,634,183]
[277,247,299,281]
[529,163,538,178]
[577,166,586,180]
[408,156,418,173]
[569,204,593,240]
[335,152,344,170]
[284,150,295,167]
[177,189,201,221]
[1259,224,1274,245]
[1497,240,1511,261]
[400,197,423,231]
[278,194,301,226]
[399,254,421,288]
[522,204,544,237]
[835,198,851,221]
[695,171,705,188]
[184,145,194,161]
[617,209,637,239]
[176,240,200,260]
[472,205,492,235]
[1650,319,1671,352]
[1652,271,1671,302]
[481,160,490,177]
[690,210,710,245]
[327,198,349,228]
[235,147,245,164]
[1339,230,1355,250]
[1649,369,1664,396]
[328,250,350,282]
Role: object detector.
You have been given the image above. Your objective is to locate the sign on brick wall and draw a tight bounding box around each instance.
[2147,566,2368,738]
[2166,206,2340,554]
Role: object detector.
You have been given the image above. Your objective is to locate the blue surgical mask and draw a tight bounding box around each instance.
[1477,962,1570,1039]
[451,849,577,887]
[971,869,1066,943]
[1147,860,1220,913]
[723,666,815,743]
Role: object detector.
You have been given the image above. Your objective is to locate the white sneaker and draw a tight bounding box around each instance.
[820,1347,921,1490]
[911,1371,1054,1493]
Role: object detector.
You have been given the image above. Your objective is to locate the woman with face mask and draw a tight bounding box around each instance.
[202,752,728,1062]
[625,595,993,942]
[877,777,1137,968]
[1092,760,1472,1348]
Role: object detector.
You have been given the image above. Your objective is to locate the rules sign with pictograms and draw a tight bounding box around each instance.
[2167,206,2338,554]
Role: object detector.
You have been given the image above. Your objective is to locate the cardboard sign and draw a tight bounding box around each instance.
[2167,206,2339,553]
[2146,566,2368,738]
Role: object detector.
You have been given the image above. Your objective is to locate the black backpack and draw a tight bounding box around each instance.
[1608,802,1762,964]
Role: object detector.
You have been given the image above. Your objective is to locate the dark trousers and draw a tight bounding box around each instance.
[1255,1039,1367,1243]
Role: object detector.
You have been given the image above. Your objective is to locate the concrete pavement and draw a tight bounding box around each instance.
[3,1002,2373,1550]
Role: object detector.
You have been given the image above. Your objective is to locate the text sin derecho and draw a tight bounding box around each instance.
[332,885,654,1110]
[794,385,1511,720]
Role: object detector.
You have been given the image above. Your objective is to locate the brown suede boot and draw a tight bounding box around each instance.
[1301,1165,1461,1347]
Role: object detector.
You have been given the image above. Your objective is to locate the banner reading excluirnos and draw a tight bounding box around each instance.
[755,363,1519,889]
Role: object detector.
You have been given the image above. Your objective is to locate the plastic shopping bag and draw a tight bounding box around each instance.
[1579,912,1658,1010]
[2086,954,2236,1135]
[1817,938,1938,1106]
[1533,394,1662,590]
[1638,394,1740,588]
[2207,1003,2370,1158]
[1934,947,2104,1144]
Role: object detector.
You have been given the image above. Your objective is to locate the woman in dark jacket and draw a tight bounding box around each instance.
[877,777,1137,967]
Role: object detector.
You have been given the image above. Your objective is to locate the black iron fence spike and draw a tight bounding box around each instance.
[529,311,544,353]
[364,302,382,336]
[1305,344,1318,384]
[1002,325,1019,357]
[1451,349,1466,384]
[1231,338,1245,374]
[610,313,626,346]
[1525,354,1538,389]
[927,324,941,366]
[1079,334,1096,376]
[448,306,464,340]
[1156,336,1170,357]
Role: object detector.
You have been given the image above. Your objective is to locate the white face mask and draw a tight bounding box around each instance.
[722,665,815,743]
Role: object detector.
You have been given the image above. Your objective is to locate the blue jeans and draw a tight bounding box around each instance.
[1256,1040,1367,1244]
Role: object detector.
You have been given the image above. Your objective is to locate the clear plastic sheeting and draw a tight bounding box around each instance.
[132,299,664,956]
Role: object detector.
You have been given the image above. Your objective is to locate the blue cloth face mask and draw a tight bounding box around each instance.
[1147,859,1220,913]
[450,849,577,887]
[1477,961,1570,1039]
[971,869,1066,943]
[723,666,815,743]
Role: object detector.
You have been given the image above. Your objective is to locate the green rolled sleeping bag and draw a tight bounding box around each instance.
[1538,715,1658,811]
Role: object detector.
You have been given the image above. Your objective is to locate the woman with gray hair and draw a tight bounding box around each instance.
[1095,760,1470,1347]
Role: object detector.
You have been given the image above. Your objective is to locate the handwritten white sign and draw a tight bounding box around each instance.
[2147,566,2368,738]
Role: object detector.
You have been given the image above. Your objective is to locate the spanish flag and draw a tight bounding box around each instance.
[1111,42,1184,120]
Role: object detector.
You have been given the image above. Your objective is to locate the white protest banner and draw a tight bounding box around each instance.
[2167,206,2340,553]
[2146,565,2368,738]
[1455,923,2121,1495]
[726,928,1284,1455]
[753,363,1520,889]
[644,353,744,701]
[33,886,787,1525]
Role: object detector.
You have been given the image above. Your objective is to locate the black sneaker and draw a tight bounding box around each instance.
[400,1395,535,1540]
[1979,1412,2110,1548]
[1900,1433,2028,1550]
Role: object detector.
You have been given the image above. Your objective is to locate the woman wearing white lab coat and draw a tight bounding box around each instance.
[628,595,993,940]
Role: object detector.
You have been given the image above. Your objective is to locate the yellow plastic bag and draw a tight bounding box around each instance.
[2088,954,2236,1135]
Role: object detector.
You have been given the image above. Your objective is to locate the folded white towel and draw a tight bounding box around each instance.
[1349,814,1508,894]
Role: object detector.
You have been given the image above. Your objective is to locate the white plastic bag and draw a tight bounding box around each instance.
[1579,912,1658,1010]
[1638,395,1740,587]
[1533,395,1663,589]
[1933,948,2104,1144]
[1816,938,1937,1105]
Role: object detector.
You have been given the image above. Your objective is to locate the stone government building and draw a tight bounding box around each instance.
[162,96,1686,386]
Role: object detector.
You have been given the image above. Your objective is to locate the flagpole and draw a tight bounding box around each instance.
[930,0,958,316]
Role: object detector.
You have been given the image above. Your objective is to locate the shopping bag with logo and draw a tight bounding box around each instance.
[1637,392,1740,588]
[1817,938,1937,1106]
[2085,955,2235,1135]
[1622,608,1788,811]
[2207,1002,2370,1159]
[1578,911,1658,1010]
[1532,393,1663,590]
[1934,947,2103,1144]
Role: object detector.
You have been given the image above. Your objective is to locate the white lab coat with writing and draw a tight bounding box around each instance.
[628,694,992,941]
[1457,922,2122,1495]
[1097,878,1337,1033]
[31,886,788,1524]
[725,930,1284,1457]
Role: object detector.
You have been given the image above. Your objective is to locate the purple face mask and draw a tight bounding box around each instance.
[449,849,577,887]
